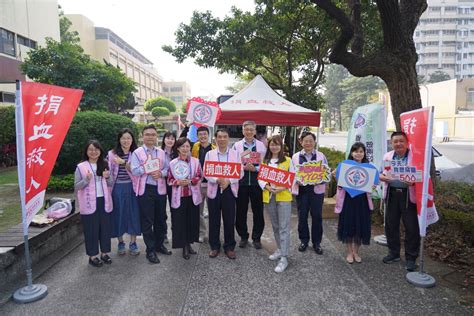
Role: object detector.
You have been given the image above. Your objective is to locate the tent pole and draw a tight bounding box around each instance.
[293,127,297,156]
[316,126,320,151]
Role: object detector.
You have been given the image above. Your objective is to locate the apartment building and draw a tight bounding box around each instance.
[66,14,163,122]
[162,81,192,110]
[0,0,60,105]
[415,0,474,79]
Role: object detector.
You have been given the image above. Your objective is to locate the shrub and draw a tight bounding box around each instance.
[54,111,138,175]
[151,106,170,118]
[319,146,346,197]
[47,174,74,191]
[0,106,15,145]
[144,97,176,112]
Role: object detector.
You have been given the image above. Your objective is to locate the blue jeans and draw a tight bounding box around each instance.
[296,190,324,246]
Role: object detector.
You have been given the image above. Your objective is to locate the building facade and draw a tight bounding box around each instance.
[379,79,474,139]
[415,0,474,80]
[0,0,60,105]
[162,81,192,110]
[66,14,163,122]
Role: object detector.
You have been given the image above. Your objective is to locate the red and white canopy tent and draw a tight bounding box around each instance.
[216,75,321,154]
[217,75,320,126]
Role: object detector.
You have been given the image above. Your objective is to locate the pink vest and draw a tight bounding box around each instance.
[133,146,167,196]
[205,149,240,199]
[382,150,416,204]
[76,161,113,215]
[169,157,203,209]
[334,187,374,214]
[233,138,267,161]
[107,150,139,192]
[291,150,327,195]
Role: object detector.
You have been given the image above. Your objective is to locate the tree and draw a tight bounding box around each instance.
[59,8,79,44]
[144,97,177,113]
[323,64,348,130]
[151,107,170,119]
[163,0,339,109]
[339,75,384,128]
[312,0,427,130]
[21,14,137,114]
[181,102,188,113]
[428,70,450,83]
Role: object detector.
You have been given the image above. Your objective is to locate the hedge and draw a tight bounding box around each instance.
[54,111,138,175]
[0,106,15,145]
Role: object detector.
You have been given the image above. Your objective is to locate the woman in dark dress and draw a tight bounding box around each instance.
[167,137,202,259]
[335,142,375,264]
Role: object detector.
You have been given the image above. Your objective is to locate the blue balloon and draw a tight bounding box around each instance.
[188,124,198,142]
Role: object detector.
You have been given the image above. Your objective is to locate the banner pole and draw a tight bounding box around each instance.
[13,80,48,303]
[406,106,435,288]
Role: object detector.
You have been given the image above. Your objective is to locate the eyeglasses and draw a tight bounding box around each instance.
[143,133,157,137]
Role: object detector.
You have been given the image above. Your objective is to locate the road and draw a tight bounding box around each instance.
[318,132,474,167]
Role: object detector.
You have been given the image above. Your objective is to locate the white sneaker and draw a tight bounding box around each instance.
[269,249,281,261]
[274,257,288,273]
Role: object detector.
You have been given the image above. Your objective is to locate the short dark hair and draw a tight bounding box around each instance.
[197,126,210,135]
[175,137,191,149]
[391,131,408,140]
[215,128,229,137]
[299,131,316,141]
[142,124,157,133]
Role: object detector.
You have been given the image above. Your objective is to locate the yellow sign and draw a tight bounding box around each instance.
[295,161,331,185]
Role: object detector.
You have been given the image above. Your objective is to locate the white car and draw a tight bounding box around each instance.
[432,146,461,176]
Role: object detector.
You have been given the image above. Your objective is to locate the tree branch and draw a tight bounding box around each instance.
[375,0,403,50]
[349,0,363,56]
[400,0,428,36]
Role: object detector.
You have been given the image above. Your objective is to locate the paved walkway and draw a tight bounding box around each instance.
[0,210,471,315]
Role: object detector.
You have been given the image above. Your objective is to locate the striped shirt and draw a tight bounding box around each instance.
[116,153,131,184]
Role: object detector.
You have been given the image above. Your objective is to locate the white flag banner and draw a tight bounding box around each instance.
[186,100,219,127]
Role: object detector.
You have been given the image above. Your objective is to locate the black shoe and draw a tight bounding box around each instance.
[157,245,172,255]
[313,245,323,255]
[182,247,190,260]
[100,254,112,264]
[383,253,401,264]
[405,260,417,272]
[253,240,262,249]
[89,257,103,267]
[188,244,197,255]
[298,243,308,252]
[146,252,160,264]
[238,239,248,248]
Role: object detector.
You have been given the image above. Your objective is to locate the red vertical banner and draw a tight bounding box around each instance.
[17,82,83,232]
[400,107,438,237]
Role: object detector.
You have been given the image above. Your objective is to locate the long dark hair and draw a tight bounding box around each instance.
[161,131,178,159]
[348,142,369,163]
[113,128,138,156]
[82,140,108,176]
[263,135,286,164]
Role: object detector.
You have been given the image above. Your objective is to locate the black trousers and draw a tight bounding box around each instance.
[81,197,111,256]
[138,184,167,254]
[208,187,236,251]
[385,188,420,261]
[236,185,264,241]
[170,196,199,249]
[296,190,324,246]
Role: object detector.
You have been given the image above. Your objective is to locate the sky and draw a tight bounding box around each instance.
[58,0,256,99]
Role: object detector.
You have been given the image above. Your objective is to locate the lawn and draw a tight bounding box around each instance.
[0,168,18,185]
[0,202,21,232]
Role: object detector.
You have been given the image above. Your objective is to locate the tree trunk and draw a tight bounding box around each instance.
[383,63,421,131]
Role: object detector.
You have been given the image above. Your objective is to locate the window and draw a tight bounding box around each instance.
[0,92,15,103]
[0,28,15,56]
[170,86,182,92]
[163,87,169,92]
[430,7,441,12]
[468,88,474,104]
[17,35,36,49]
[171,96,183,104]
